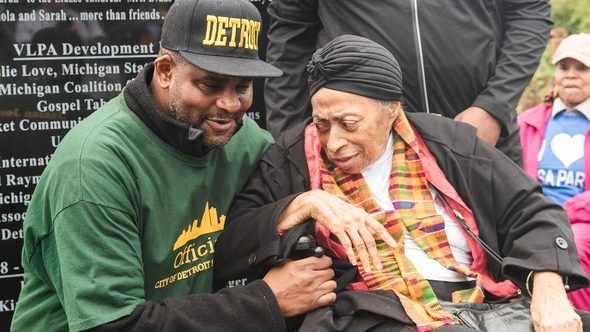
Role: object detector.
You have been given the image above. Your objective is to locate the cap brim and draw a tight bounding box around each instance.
[552,52,590,67]
[180,51,283,78]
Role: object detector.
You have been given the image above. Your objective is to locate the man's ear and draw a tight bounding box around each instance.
[153,55,175,89]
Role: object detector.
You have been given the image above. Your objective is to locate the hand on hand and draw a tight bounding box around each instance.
[530,271,582,332]
[281,190,397,272]
[454,106,501,146]
[263,256,336,317]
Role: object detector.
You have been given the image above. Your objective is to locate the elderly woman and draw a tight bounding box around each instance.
[216,35,589,331]
[519,33,590,310]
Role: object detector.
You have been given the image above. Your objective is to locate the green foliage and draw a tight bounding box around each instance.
[518,0,590,112]
[552,0,590,33]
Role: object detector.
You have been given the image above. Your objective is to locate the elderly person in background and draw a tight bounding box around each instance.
[519,33,590,311]
[215,35,590,331]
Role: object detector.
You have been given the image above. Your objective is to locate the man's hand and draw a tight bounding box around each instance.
[263,256,336,317]
[454,106,501,146]
[530,271,582,332]
[277,190,397,273]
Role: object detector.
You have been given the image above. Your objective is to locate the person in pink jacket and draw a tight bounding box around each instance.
[519,33,590,310]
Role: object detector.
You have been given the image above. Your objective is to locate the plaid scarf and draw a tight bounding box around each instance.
[319,112,484,332]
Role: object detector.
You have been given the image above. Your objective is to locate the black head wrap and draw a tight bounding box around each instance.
[307,35,402,101]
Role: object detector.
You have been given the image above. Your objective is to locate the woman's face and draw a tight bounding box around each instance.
[311,88,399,174]
[554,58,590,108]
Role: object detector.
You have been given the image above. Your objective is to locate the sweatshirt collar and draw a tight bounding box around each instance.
[552,97,590,120]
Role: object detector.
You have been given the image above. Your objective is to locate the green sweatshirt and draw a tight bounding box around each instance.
[11,93,273,331]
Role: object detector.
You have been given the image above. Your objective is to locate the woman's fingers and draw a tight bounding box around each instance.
[331,227,358,266]
[312,193,400,271]
[347,228,372,272]
[359,225,382,270]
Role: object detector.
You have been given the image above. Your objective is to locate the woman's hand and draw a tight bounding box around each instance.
[530,271,582,332]
[277,189,397,272]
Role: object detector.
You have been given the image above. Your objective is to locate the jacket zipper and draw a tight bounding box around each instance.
[410,0,431,114]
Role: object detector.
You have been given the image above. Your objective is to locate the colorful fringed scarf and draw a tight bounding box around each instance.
[319,112,484,332]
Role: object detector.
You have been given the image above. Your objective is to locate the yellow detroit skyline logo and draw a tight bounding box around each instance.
[173,202,226,251]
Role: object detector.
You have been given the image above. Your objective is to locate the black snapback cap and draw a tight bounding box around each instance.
[160,0,282,78]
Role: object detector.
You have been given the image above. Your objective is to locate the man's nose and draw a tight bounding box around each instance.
[216,90,241,112]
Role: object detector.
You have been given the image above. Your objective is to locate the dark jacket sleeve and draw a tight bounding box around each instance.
[214,141,307,282]
[86,280,285,332]
[416,114,588,291]
[264,0,321,138]
[472,0,552,127]
[485,142,588,290]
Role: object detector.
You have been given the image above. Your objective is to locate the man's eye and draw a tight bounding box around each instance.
[236,85,250,93]
[200,82,221,92]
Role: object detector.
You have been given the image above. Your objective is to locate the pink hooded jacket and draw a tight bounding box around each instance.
[518,102,590,225]
[519,102,590,310]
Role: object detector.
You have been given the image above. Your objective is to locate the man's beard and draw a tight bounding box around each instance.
[168,87,243,148]
[198,110,243,148]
